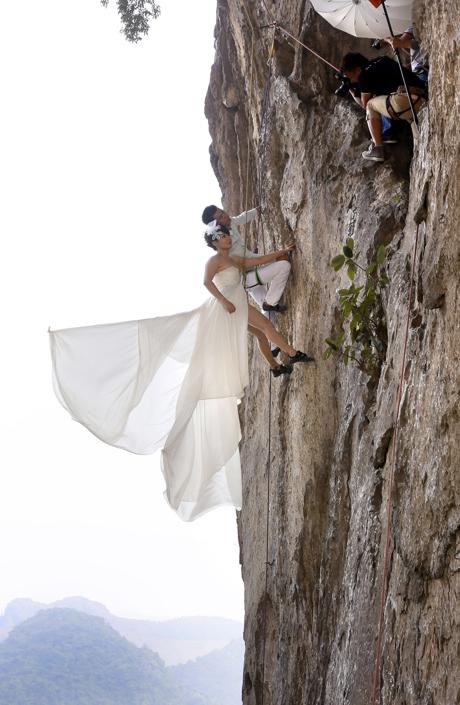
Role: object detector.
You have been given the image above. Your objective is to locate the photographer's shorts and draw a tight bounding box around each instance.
[367,91,426,124]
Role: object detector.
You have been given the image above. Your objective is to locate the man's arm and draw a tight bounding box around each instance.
[349,89,372,109]
[360,92,373,108]
[384,31,414,51]
[231,207,259,226]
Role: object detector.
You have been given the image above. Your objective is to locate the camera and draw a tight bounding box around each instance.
[334,72,352,97]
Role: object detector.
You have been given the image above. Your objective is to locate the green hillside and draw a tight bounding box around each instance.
[0,609,211,705]
[0,598,243,665]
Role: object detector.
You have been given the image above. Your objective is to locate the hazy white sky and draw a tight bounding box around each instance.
[0,0,245,622]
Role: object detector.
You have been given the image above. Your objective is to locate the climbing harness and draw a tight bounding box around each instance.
[385,87,425,122]
[386,94,421,121]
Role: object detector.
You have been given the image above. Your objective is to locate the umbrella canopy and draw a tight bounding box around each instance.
[310,0,414,39]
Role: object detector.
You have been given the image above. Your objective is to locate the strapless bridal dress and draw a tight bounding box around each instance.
[49,266,249,521]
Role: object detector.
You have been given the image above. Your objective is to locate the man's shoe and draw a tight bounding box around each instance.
[270,364,293,378]
[271,347,280,358]
[263,302,287,313]
[289,350,315,365]
[362,144,385,162]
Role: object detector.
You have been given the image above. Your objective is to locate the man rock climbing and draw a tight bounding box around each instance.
[201,204,291,313]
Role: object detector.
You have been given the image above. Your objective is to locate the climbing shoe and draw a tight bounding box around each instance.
[270,364,293,378]
[289,351,315,365]
[263,302,287,313]
[362,144,385,162]
[271,347,281,358]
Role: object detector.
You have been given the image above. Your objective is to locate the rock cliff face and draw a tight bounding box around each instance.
[205,2,460,704]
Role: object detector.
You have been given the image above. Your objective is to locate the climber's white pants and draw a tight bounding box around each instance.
[245,259,291,308]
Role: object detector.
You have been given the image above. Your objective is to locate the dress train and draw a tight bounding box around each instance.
[50,266,248,521]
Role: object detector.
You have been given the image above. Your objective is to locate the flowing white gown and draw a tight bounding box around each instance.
[49,266,249,521]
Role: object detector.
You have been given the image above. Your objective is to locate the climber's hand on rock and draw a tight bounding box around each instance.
[276,241,296,260]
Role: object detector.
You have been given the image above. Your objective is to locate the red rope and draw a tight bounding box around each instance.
[273,22,342,73]
[370,223,420,704]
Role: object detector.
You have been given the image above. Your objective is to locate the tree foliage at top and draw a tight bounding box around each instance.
[101,0,161,42]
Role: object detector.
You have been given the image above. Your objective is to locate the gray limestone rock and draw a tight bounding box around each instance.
[206,2,460,704]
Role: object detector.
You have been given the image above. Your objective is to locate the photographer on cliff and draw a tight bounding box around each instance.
[340,52,427,163]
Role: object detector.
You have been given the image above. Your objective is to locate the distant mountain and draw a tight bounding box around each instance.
[0,597,243,665]
[171,638,244,705]
[0,608,212,705]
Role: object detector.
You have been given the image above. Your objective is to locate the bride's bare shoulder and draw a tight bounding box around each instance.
[210,254,235,272]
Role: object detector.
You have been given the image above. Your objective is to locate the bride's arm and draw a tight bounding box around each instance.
[232,242,295,269]
[204,257,236,314]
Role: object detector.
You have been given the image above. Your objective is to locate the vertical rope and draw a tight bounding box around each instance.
[257,31,276,705]
[260,346,273,705]
[380,0,419,130]
[255,37,275,253]
[370,222,421,705]
[237,11,276,703]
[243,30,255,268]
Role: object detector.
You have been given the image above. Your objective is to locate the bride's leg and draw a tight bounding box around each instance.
[248,325,278,369]
[248,305,296,356]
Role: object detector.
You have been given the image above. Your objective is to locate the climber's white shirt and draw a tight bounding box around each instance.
[229,208,259,258]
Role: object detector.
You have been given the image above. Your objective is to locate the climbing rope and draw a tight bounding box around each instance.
[379,1,419,129]
[370,218,421,705]
[257,38,276,705]
[271,21,342,73]
[260,336,273,705]
[255,38,275,253]
[236,6,276,703]
[242,29,256,263]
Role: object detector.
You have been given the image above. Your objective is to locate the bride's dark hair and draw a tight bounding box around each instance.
[204,223,230,250]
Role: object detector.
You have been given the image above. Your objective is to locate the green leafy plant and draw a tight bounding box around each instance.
[325,238,389,377]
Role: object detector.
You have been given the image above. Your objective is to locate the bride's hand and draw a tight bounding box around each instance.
[276,241,296,260]
[221,299,236,314]
[283,240,296,253]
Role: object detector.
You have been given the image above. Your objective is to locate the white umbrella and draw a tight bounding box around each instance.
[310,0,414,39]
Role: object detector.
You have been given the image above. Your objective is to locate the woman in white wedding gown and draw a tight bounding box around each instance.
[50,221,313,521]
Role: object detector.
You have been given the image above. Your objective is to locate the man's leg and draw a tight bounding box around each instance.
[362,96,388,162]
[381,115,398,143]
[256,260,291,308]
[245,270,268,309]
[387,93,426,139]
[366,99,384,146]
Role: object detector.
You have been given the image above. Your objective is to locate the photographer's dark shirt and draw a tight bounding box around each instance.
[358,56,424,96]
